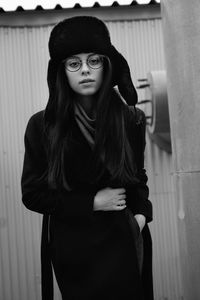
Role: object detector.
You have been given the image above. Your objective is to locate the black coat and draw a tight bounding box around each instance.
[21,106,153,300]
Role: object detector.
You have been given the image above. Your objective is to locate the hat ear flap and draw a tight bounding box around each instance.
[111,45,138,106]
[45,59,60,123]
[47,59,59,96]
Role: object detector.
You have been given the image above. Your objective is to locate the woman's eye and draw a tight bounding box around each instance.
[89,57,100,65]
[68,61,79,68]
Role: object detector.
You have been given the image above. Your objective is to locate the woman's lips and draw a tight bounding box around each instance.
[79,79,95,84]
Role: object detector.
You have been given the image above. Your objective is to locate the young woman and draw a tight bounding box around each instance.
[21,16,153,300]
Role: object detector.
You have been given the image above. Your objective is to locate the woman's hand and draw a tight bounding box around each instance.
[93,187,126,211]
[134,214,146,232]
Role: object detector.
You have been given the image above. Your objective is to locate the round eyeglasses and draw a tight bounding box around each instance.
[64,54,105,72]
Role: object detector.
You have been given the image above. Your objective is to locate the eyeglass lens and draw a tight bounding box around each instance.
[65,54,103,72]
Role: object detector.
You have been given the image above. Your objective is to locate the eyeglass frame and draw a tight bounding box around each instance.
[63,54,106,72]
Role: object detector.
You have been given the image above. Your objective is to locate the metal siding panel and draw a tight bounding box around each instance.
[106,19,165,102]
[0,17,183,300]
[146,138,183,299]
[0,26,50,300]
[0,24,62,300]
[107,18,183,299]
[1,28,19,300]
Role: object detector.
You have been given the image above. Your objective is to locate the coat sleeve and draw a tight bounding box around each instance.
[127,108,153,223]
[21,112,96,218]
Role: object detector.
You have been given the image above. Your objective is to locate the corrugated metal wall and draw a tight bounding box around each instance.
[0,12,183,300]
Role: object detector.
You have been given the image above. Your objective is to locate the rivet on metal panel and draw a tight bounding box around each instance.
[35,5,44,11]
[35,274,41,285]
[0,217,7,228]
[54,4,62,10]
[136,83,150,89]
[137,78,148,82]
[93,2,101,8]
[137,100,151,105]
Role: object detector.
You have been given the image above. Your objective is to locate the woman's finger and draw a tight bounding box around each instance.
[118,194,126,200]
[117,199,126,206]
[116,188,126,194]
[114,203,126,210]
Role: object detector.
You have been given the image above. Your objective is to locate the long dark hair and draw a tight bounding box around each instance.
[44,57,138,189]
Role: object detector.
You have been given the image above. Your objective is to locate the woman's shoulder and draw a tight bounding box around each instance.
[112,88,146,126]
[124,105,146,128]
[28,110,45,125]
[129,106,146,125]
[25,110,45,137]
[27,110,44,127]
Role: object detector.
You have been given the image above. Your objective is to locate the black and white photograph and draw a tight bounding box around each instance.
[0,0,199,299]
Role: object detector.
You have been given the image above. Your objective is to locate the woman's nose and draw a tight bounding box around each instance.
[81,61,90,74]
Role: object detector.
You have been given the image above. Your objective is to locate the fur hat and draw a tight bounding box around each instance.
[48,16,137,106]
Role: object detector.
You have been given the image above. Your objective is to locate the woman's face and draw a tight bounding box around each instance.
[64,53,104,97]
